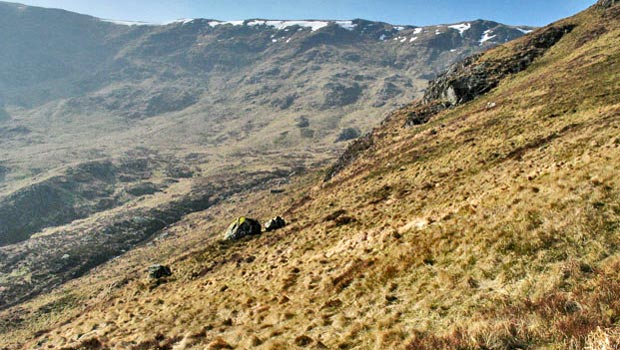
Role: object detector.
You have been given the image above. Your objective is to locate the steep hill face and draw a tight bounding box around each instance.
[2,1,619,350]
[0,1,531,309]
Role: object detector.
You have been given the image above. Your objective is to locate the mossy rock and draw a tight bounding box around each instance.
[224,217,262,240]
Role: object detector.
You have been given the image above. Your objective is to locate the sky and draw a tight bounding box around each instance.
[16,0,596,26]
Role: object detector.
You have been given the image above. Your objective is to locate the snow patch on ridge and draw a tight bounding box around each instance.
[246,20,357,32]
[100,19,159,26]
[247,20,329,31]
[335,20,358,31]
[209,20,244,27]
[449,22,471,35]
[389,35,420,44]
[479,29,497,45]
[167,18,196,25]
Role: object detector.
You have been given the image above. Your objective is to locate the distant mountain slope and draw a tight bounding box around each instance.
[0,1,532,309]
[0,1,530,243]
[0,3,531,109]
[0,2,140,106]
[1,1,618,349]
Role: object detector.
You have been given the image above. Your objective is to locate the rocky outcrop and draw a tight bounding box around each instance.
[322,82,363,109]
[148,264,172,279]
[327,22,576,180]
[597,0,618,8]
[265,216,286,232]
[423,24,576,106]
[224,217,262,240]
[406,23,575,126]
[404,101,447,127]
[296,116,310,128]
[125,182,161,197]
[324,133,373,181]
[336,128,361,142]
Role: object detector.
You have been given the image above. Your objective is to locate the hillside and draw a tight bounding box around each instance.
[0,1,532,309]
[1,0,618,349]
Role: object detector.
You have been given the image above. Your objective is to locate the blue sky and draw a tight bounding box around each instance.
[17,0,595,26]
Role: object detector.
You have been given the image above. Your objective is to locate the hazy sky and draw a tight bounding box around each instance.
[16,0,595,26]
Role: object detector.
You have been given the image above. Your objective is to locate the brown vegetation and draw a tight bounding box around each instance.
[2,2,620,350]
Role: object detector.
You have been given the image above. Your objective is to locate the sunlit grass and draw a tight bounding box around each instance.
[2,4,620,350]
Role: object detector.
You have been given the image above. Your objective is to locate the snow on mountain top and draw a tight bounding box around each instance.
[479,29,497,45]
[167,19,196,25]
[517,27,534,34]
[209,20,245,27]
[449,23,471,35]
[100,19,159,26]
[101,17,359,32]
[335,20,358,31]
[99,17,527,41]
[246,20,330,31]
[247,20,359,31]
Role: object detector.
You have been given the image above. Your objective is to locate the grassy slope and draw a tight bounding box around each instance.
[2,3,620,350]
[0,12,530,310]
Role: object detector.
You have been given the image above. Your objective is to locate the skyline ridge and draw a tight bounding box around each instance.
[9,0,595,27]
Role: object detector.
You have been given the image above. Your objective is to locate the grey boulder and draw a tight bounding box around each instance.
[265,216,287,232]
[148,264,172,279]
[224,217,262,240]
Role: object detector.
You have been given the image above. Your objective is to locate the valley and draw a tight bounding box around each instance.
[0,1,531,310]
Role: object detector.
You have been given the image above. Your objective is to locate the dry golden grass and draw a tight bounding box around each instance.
[2,3,620,350]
